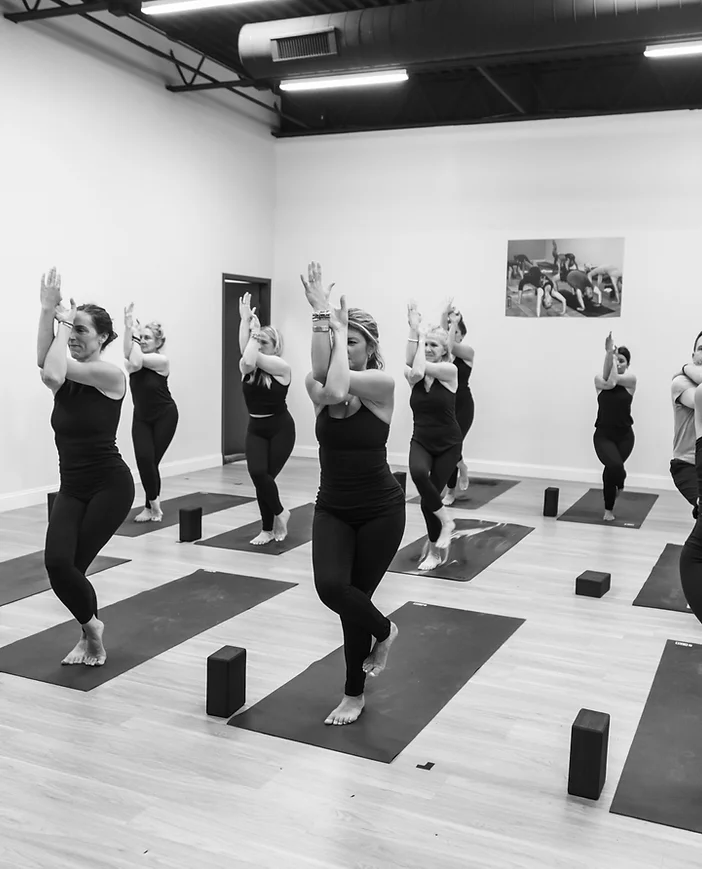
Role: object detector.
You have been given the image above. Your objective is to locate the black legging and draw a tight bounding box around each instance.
[409,440,462,541]
[132,405,178,506]
[593,427,635,511]
[680,530,702,622]
[44,469,135,624]
[246,411,296,531]
[313,506,405,696]
[447,399,475,490]
[671,459,699,519]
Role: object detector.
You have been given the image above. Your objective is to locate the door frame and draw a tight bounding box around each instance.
[221,273,272,463]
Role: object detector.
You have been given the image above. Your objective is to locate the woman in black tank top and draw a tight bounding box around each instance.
[303,261,405,728]
[440,302,476,505]
[239,292,295,545]
[406,303,461,571]
[38,268,134,668]
[593,332,637,520]
[124,305,178,523]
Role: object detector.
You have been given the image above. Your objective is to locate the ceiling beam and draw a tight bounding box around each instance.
[475,66,526,114]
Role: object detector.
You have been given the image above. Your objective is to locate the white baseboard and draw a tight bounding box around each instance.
[291,446,676,492]
[0,453,223,514]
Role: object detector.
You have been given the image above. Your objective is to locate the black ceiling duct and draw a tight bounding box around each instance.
[238,0,702,82]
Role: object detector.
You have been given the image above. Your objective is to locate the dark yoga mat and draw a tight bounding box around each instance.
[557,489,658,529]
[0,551,130,607]
[0,570,295,691]
[229,601,524,762]
[632,544,691,613]
[610,639,702,834]
[409,476,519,510]
[116,492,254,537]
[389,519,533,581]
[196,503,314,556]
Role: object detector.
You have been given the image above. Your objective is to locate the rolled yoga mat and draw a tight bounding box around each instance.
[409,476,519,510]
[632,544,691,613]
[0,552,130,607]
[229,602,525,763]
[557,489,658,530]
[116,492,254,537]
[0,570,295,691]
[196,503,315,556]
[610,639,702,834]
[389,519,533,582]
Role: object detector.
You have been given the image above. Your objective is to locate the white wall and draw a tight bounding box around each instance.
[0,10,276,509]
[273,111,702,488]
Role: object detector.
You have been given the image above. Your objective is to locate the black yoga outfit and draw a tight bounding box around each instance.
[680,438,702,621]
[45,379,134,625]
[242,373,295,532]
[129,366,178,505]
[409,378,462,541]
[447,357,475,490]
[313,402,405,697]
[593,383,635,511]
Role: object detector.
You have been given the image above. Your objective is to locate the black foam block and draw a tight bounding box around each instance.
[576,570,611,598]
[393,471,407,494]
[47,491,58,520]
[568,708,610,800]
[543,487,559,517]
[207,646,246,718]
[179,507,202,542]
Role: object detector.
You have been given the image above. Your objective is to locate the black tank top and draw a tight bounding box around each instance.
[241,373,289,416]
[51,379,129,495]
[410,378,462,453]
[595,384,634,429]
[315,403,405,520]
[129,367,176,421]
[454,357,473,413]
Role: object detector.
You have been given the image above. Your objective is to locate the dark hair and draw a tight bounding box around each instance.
[693,330,702,354]
[347,308,384,370]
[456,315,467,338]
[77,304,118,350]
[617,345,631,366]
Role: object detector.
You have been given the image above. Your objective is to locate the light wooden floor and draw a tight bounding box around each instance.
[0,459,699,869]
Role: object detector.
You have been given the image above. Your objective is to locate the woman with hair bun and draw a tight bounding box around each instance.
[238,292,295,544]
[38,268,134,666]
[123,304,179,523]
[303,262,405,727]
[406,302,461,570]
[593,332,637,521]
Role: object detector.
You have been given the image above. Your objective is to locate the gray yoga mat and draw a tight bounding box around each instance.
[196,503,315,556]
[632,544,691,613]
[610,639,702,834]
[409,476,519,510]
[116,492,254,537]
[229,602,525,762]
[0,551,130,607]
[558,489,658,529]
[0,570,295,691]
[389,519,533,581]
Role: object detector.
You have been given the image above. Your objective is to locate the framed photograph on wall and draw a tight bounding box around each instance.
[505,238,625,318]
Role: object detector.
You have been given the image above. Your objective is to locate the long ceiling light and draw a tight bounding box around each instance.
[279,70,409,92]
[142,0,276,15]
[644,40,702,59]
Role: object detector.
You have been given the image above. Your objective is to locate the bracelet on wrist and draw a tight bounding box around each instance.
[57,319,73,328]
[312,323,330,333]
[408,338,419,343]
[312,310,331,321]
[132,336,141,343]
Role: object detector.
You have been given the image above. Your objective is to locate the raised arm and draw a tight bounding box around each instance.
[405,304,426,386]
[305,298,350,408]
[123,304,144,373]
[447,309,475,365]
[37,268,62,367]
[602,332,615,381]
[682,362,702,386]
[40,297,75,391]
[301,262,335,383]
[238,292,253,355]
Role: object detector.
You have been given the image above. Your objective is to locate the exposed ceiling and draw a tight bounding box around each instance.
[8,0,702,136]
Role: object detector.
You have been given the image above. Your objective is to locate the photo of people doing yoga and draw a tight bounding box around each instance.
[506,237,625,319]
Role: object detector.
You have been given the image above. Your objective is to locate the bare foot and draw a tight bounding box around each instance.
[603,510,615,522]
[458,463,470,491]
[363,621,398,677]
[436,517,455,549]
[150,510,163,523]
[324,694,365,726]
[61,631,89,665]
[134,508,152,523]
[273,508,291,542]
[418,545,442,571]
[83,619,107,666]
[250,530,275,546]
[442,489,456,506]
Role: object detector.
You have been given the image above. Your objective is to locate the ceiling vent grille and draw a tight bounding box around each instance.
[272,28,339,63]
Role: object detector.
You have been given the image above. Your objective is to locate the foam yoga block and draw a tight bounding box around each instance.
[47,491,58,520]
[576,570,611,598]
[393,471,407,494]
[179,507,203,542]
[207,646,246,717]
[543,487,559,517]
[568,708,610,800]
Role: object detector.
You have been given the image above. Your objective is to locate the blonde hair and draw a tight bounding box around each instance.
[425,325,451,361]
[244,325,284,389]
[347,308,384,370]
[145,321,166,350]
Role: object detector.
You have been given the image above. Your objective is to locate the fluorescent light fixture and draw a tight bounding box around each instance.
[142,0,274,15]
[279,70,409,92]
[644,40,702,59]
